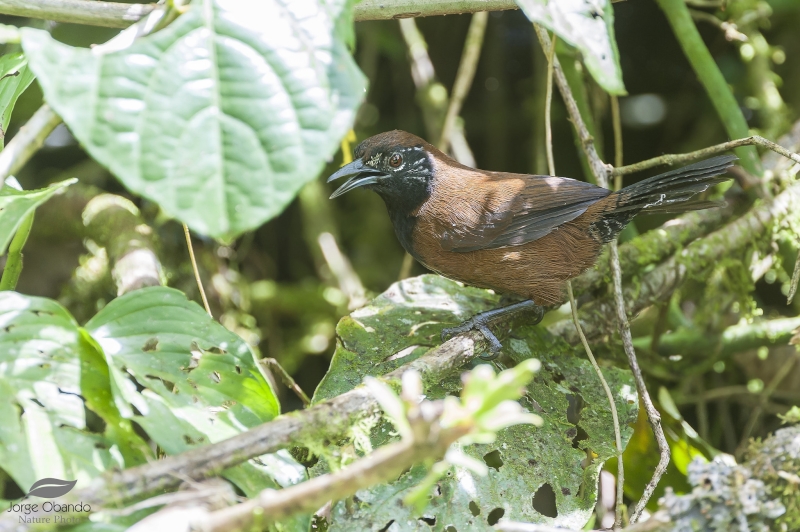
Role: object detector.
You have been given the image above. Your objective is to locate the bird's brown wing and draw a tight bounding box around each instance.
[436,175,611,252]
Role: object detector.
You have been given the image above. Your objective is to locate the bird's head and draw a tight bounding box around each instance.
[327,130,437,213]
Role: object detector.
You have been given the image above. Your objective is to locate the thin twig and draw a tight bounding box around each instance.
[735,353,798,458]
[610,243,670,521]
[533,25,609,187]
[544,37,622,527]
[535,23,662,523]
[610,135,800,177]
[438,11,487,154]
[567,281,624,530]
[183,224,212,317]
[260,359,311,407]
[544,32,556,177]
[611,95,623,190]
[788,248,800,304]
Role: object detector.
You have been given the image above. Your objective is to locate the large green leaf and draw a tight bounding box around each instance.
[0,179,76,256]
[85,287,279,441]
[314,275,638,530]
[0,288,294,501]
[516,0,625,95]
[22,0,366,240]
[0,293,136,492]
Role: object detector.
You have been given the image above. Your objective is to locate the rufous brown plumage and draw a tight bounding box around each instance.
[327,130,735,307]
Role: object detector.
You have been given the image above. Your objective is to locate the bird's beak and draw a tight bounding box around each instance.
[327,159,386,199]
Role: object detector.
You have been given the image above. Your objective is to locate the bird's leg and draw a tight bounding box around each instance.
[440,300,545,360]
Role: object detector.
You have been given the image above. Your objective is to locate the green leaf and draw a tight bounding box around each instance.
[22,0,366,240]
[0,52,35,147]
[0,293,128,491]
[515,0,625,95]
[0,178,76,256]
[85,287,280,435]
[313,275,638,530]
[0,289,295,501]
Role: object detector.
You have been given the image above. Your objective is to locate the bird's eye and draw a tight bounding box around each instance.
[389,153,403,168]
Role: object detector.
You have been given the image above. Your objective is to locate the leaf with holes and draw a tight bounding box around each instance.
[0,178,75,256]
[85,287,280,439]
[0,292,139,492]
[21,0,366,240]
[516,0,625,95]
[0,289,298,504]
[314,275,638,530]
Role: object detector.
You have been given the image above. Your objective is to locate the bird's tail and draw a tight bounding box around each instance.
[588,155,736,244]
[614,155,737,214]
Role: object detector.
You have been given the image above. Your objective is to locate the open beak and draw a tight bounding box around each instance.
[327,159,386,199]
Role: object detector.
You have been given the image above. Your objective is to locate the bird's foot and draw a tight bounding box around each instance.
[440,300,545,361]
[441,315,504,354]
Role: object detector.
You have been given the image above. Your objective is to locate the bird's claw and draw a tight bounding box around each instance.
[440,300,545,361]
[441,316,504,360]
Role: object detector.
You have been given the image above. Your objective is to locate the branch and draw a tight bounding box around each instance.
[0,104,61,183]
[0,0,516,28]
[570,183,736,299]
[355,0,517,21]
[634,316,800,362]
[610,135,800,177]
[0,0,154,28]
[0,331,488,532]
[82,194,162,295]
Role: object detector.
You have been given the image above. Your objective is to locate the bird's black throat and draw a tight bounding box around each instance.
[373,153,434,259]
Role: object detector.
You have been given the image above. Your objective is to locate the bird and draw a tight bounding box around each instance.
[327,130,736,355]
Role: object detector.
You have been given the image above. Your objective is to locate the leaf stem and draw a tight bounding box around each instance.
[0,210,32,290]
